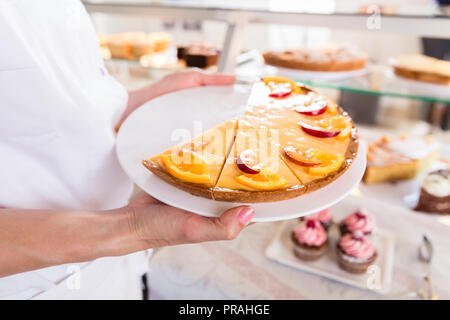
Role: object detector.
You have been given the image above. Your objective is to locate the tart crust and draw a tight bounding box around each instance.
[212,184,306,203]
[142,159,214,199]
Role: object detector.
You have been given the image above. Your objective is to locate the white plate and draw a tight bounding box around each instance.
[116,85,366,222]
[265,220,395,294]
[265,64,369,81]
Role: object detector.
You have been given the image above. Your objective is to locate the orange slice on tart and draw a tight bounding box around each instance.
[213,128,304,201]
[235,168,288,191]
[280,142,346,191]
[142,119,238,198]
[161,151,211,184]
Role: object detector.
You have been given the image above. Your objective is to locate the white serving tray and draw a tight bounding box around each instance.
[265,220,395,294]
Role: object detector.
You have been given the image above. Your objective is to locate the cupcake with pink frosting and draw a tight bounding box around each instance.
[291,219,328,261]
[336,232,377,274]
[339,209,375,236]
[300,208,333,231]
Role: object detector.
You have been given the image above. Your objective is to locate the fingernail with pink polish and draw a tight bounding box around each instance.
[238,207,255,225]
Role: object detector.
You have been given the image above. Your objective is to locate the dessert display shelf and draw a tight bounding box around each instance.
[237,63,450,105]
[85,0,450,74]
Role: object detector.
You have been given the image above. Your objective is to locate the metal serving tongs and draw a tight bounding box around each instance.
[417,234,440,300]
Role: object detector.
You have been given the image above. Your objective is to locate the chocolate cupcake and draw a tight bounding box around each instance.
[339,209,375,236]
[291,219,328,261]
[300,208,332,231]
[336,232,377,274]
[415,169,450,214]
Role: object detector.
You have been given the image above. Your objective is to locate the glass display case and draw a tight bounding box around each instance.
[83,0,450,127]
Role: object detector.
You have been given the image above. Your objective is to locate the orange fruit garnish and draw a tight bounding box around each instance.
[161,152,211,185]
[308,153,345,175]
[324,97,338,115]
[284,146,322,167]
[236,168,288,190]
[262,76,302,94]
[316,115,352,140]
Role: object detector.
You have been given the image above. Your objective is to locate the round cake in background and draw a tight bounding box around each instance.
[263,43,368,72]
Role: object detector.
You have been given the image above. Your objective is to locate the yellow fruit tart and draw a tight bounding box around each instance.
[142,76,358,202]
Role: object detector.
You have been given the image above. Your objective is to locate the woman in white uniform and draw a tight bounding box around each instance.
[0,1,255,299]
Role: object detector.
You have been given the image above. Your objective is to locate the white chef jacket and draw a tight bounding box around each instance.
[0,0,149,299]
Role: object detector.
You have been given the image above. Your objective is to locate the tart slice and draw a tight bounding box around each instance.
[213,128,305,202]
[142,119,238,199]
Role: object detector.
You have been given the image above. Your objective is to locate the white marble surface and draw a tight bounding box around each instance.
[147,194,450,299]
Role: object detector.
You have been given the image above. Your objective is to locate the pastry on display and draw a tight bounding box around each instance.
[336,232,377,274]
[97,34,111,60]
[177,43,220,68]
[392,54,450,86]
[291,219,328,261]
[363,135,439,184]
[105,32,171,60]
[300,208,332,231]
[262,43,368,72]
[358,4,397,15]
[415,169,450,214]
[142,76,359,203]
[339,209,376,236]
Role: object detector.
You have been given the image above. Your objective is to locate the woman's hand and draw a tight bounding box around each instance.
[125,193,254,248]
[152,70,235,97]
[120,71,235,127]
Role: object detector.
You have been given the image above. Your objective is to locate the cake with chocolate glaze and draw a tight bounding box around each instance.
[339,209,375,236]
[415,169,450,214]
[177,43,220,68]
[336,232,377,274]
[291,219,328,261]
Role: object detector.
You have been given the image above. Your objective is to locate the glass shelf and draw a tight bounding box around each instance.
[104,54,450,104]
[235,62,450,104]
[84,0,450,19]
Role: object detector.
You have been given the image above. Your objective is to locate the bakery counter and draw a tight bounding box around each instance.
[147,193,450,299]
